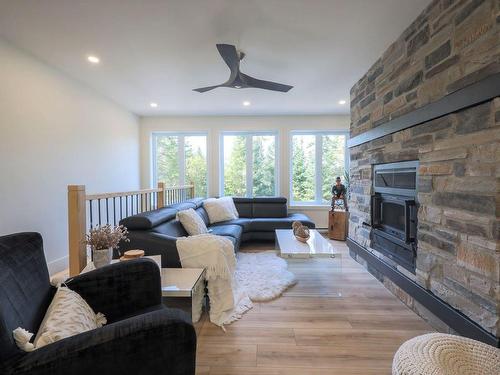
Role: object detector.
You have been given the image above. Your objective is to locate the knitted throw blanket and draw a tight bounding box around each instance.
[176,234,252,327]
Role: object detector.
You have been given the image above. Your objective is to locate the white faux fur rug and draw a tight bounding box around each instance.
[235,251,297,302]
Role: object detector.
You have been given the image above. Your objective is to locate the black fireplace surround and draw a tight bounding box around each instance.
[371,161,418,273]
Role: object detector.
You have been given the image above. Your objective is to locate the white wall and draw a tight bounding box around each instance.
[0,40,140,273]
[140,115,350,228]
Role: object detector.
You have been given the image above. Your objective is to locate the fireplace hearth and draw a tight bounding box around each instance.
[371,161,418,273]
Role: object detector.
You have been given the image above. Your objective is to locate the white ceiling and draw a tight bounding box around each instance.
[0,0,429,116]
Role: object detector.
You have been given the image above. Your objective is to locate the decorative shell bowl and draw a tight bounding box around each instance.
[292,221,310,242]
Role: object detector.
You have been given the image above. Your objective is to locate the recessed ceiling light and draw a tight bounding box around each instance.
[338,100,347,105]
[150,102,158,108]
[87,55,100,64]
[243,101,251,107]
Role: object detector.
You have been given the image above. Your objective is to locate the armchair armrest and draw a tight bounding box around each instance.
[66,258,161,322]
[12,308,196,375]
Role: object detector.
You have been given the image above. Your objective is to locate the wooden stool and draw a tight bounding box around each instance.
[328,210,348,241]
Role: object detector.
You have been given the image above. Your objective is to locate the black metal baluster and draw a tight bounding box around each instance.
[98,199,102,226]
[113,197,116,225]
[106,198,109,224]
[136,194,139,214]
[119,196,123,220]
[125,195,128,217]
[89,200,93,228]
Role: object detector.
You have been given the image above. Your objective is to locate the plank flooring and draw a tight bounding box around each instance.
[195,238,434,374]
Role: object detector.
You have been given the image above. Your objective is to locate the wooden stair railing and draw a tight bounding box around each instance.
[68,182,194,276]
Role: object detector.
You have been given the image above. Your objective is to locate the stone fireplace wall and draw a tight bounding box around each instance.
[348,0,499,336]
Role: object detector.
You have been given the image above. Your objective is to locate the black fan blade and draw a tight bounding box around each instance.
[241,73,293,92]
[193,85,222,93]
[216,44,240,76]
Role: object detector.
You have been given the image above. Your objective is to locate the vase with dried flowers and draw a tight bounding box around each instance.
[84,225,129,268]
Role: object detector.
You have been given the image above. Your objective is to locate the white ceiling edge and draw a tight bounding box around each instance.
[0,0,430,117]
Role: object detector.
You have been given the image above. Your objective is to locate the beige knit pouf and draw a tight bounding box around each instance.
[392,333,500,375]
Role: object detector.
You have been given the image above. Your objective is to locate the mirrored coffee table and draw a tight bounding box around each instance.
[275,229,341,259]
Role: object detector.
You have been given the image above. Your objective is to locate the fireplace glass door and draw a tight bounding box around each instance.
[381,200,405,234]
[372,194,417,243]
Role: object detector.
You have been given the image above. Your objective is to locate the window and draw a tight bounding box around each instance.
[290,131,348,205]
[153,133,208,197]
[221,132,278,197]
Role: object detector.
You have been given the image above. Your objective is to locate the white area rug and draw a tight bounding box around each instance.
[235,251,297,302]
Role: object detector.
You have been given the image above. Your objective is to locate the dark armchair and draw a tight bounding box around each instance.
[0,232,196,375]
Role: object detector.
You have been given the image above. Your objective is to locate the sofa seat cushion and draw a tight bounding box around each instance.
[208,224,243,239]
[288,213,315,228]
[248,213,315,232]
[210,218,252,232]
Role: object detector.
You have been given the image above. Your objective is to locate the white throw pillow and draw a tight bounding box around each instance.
[177,208,208,236]
[13,286,106,351]
[220,196,239,218]
[203,197,238,224]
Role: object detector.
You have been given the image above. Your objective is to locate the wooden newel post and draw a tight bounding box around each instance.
[157,182,165,208]
[68,185,87,276]
[189,182,195,199]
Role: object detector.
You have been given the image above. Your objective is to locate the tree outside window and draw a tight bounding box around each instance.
[222,133,277,197]
[291,132,347,205]
[154,134,208,197]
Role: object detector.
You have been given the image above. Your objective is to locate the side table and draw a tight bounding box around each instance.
[161,268,205,323]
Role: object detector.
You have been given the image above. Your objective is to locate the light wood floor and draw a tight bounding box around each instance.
[194,238,434,375]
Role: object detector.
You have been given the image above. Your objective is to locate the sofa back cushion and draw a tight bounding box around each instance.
[195,206,210,225]
[0,233,53,363]
[252,197,287,218]
[152,219,188,237]
[233,198,253,218]
[168,202,197,211]
[120,207,177,230]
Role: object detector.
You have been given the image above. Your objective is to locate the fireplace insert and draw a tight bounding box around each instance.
[371,161,418,273]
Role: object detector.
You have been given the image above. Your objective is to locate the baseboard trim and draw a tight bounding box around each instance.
[346,237,499,347]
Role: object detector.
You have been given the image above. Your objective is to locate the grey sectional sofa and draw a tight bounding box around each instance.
[118,197,315,268]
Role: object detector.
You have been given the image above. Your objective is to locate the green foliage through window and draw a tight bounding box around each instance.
[155,134,207,197]
[291,133,347,204]
[223,133,277,197]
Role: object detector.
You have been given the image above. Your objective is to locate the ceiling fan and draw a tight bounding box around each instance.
[193,44,293,93]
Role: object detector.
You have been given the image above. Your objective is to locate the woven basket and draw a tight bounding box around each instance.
[393,333,500,375]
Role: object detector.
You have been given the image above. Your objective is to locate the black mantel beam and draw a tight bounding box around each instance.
[348,73,500,148]
[346,238,500,348]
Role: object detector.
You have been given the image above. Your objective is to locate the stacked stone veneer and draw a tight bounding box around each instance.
[348,0,500,336]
